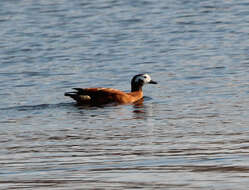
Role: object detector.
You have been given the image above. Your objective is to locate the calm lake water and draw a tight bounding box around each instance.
[1,0,249,189]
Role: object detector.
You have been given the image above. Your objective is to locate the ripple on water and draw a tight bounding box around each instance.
[1,0,249,189]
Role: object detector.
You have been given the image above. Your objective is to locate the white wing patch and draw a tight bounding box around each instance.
[79,95,91,101]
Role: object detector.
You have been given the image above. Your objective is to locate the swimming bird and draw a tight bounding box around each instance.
[65,73,157,105]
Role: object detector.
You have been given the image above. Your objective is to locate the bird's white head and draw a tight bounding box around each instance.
[131,73,157,92]
[134,73,157,84]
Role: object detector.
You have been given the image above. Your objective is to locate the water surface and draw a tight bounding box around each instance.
[1,0,249,189]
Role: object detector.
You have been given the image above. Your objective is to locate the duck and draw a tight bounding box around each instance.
[64,73,157,105]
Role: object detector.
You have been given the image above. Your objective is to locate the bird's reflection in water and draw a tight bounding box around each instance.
[132,98,148,120]
[73,97,151,120]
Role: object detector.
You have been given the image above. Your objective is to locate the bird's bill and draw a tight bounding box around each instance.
[149,80,157,84]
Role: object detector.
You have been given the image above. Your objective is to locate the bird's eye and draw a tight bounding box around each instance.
[143,76,147,79]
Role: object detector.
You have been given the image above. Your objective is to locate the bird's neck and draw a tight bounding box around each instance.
[131,85,143,92]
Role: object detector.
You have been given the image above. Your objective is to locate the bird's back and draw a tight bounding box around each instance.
[65,87,136,105]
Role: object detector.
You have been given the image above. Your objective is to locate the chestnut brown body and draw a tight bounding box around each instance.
[65,74,157,105]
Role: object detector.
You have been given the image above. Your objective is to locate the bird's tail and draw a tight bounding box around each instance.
[65,91,91,104]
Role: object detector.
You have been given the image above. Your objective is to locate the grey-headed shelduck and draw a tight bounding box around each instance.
[65,73,157,105]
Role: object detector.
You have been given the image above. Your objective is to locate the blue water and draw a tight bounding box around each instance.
[1,0,249,189]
